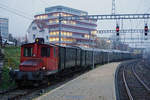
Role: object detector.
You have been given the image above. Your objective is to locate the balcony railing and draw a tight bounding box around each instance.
[50,27,91,34]
[49,35,94,40]
[47,22,96,29]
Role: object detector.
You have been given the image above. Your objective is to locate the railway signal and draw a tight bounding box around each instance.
[116,24,119,36]
[144,24,148,36]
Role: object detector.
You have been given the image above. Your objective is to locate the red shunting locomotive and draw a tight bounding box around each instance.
[10,38,60,85]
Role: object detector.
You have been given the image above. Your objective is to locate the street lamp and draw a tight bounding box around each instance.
[92,31,97,69]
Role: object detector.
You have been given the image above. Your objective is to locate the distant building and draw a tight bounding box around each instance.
[0,18,8,39]
[27,5,97,47]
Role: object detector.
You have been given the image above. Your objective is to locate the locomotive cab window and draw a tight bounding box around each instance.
[41,47,50,57]
[24,47,33,57]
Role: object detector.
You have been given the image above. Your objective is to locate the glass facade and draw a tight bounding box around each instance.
[0,18,8,39]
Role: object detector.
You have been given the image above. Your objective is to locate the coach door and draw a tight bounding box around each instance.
[41,46,50,70]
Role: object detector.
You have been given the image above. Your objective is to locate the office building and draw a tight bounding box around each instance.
[0,18,8,39]
[27,6,97,47]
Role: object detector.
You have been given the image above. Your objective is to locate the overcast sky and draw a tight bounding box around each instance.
[0,0,150,38]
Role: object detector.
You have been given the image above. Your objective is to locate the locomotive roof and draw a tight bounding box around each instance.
[58,45,82,49]
[21,43,132,54]
[21,42,57,47]
[112,50,130,53]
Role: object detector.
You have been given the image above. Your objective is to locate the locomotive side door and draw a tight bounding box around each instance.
[40,46,50,70]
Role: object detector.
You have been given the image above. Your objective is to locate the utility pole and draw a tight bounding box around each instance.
[89,31,90,48]
[112,0,116,15]
[59,14,62,46]
[0,26,2,47]
[89,30,95,69]
[92,33,95,69]
[112,0,118,49]
[107,40,111,63]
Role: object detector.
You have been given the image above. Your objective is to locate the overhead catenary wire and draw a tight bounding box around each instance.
[0,3,33,20]
[0,3,33,17]
[0,6,33,20]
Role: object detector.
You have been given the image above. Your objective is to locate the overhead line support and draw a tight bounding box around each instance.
[97,29,146,34]
[62,14,150,20]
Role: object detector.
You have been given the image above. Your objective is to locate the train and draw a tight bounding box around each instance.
[10,38,141,86]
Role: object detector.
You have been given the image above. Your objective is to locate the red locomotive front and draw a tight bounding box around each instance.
[10,39,59,84]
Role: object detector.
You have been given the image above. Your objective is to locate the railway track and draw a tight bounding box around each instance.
[116,60,150,100]
[0,67,90,100]
[0,84,49,100]
[0,88,34,100]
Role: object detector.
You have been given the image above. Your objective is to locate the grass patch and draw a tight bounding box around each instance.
[0,46,20,90]
[0,65,16,90]
[3,46,21,69]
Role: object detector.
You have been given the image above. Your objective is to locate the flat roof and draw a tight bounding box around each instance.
[45,5,88,14]
[0,18,8,20]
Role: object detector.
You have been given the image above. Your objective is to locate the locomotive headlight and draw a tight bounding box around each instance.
[42,67,46,70]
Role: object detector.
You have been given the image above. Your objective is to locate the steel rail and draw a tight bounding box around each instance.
[115,64,121,100]
[9,89,35,100]
[132,65,150,92]
[123,65,134,100]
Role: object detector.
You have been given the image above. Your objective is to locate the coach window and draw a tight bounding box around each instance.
[24,47,33,57]
[53,47,56,57]
[41,47,50,57]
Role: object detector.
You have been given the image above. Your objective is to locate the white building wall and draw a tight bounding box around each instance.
[27,22,49,43]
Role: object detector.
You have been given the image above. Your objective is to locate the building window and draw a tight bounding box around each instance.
[61,31,72,36]
[84,34,90,39]
[49,37,59,42]
[39,29,44,32]
[55,19,59,23]
[52,13,59,17]
[46,36,48,40]
[57,8,62,11]
[91,30,97,35]
[49,37,75,42]
[62,21,76,25]
[32,27,37,30]
[49,20,53,24]
[61,38,74,42]
[49,19,59,24]
[33,34,35,39]
[35,15,48,19]
[50,31,59,36]
[50,31,72,37]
